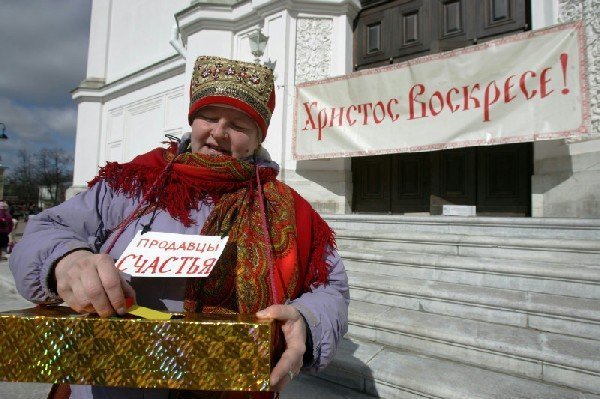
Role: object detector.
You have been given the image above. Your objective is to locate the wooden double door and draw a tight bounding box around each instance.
[352,0,531,215]
[352,143,532,215]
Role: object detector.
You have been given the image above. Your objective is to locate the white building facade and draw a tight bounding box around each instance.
[70,0,359,214]
[71,0,599,218]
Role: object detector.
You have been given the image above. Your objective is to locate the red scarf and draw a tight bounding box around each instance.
[89,145,335,313]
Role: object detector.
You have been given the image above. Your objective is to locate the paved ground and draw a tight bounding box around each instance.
[0,221,371,398]
[0,271,53,398]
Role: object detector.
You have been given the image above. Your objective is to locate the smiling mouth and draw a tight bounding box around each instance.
[203,143,231,155]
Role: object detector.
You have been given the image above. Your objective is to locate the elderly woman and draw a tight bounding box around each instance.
[10,56,349,399]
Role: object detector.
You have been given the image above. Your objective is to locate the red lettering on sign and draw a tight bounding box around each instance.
[504,75,517,103]
[483,81,501,122]
[175,257,194,274]
[134,255,148,274]
[408,84,427,120]
[317,109,328,140]
[373,101,386,124]
[302,102,317,130]
[186,257,202,274]
[165,242,177,251]
[540,67,553,98]
[520,71,537,99]
[463,84,481,110]
[140,257,160,275]
[446,87,460,112]
[429,91,444,117]
[199,258,217,275]
[387,98,400,121]
[116,254,137,271]
[329,107,344,127]
[159,257,178,274]
[346,105,358,126]
[360,103,373,125]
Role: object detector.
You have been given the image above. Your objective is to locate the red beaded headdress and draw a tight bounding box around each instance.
[188,56,276,141]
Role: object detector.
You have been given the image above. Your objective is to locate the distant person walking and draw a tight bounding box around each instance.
[7,215,19,254]
[0,202,13,260]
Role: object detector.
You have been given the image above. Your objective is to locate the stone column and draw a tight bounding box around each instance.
[67,0,112,198]
[531,0,600,217]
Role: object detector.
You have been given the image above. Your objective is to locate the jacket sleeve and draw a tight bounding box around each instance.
[9,182,126,304]
[291,248,350,371]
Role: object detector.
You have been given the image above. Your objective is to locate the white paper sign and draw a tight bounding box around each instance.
[293,22,590,160]
[116,231,229,277]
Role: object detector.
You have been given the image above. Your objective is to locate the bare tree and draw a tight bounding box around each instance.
[5,148,73,209]
[5,149,39,206]
[36,149,73,206]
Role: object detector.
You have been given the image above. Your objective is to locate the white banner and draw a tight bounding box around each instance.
[116,231,228,277]
[293,22,590,160]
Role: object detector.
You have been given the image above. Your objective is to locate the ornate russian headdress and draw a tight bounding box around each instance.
[188,56,276,141]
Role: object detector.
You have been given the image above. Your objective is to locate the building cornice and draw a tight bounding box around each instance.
[71,55,186,104]
[176,0,361,38]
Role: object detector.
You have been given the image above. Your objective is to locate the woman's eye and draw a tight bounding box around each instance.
[231,124,247,131]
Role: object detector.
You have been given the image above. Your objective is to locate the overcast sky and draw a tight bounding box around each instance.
[0,0,92,172]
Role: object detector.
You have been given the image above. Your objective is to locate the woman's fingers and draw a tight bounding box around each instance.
[54,251,135,317]
[66,276,92,313]
[121,279,136,309]
[80,261,114,317]
[256,304,307,391]
[270,344,304,391]
[256,304,299,321]
[97,258,129,315]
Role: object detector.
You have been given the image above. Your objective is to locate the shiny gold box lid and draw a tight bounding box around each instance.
[0,306,274,391]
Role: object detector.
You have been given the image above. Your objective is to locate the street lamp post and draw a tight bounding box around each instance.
[0,123,7,200]
[248,28,269,64]
[0,123,8,141]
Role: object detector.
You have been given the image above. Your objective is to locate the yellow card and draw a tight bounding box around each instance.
[127,305,172,320]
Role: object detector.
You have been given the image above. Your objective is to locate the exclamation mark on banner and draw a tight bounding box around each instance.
[560,53,570,95]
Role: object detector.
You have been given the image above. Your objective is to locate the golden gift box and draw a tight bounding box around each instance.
[0,306,274,391]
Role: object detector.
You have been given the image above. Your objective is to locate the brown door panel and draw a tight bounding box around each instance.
[352,155,392,212]
[430,147,477,214]
[434,0,475,51]
[393,0,433,59]
[355,8,393,67]
[391,153,431,213]
[477,143,532,215]
[476,0,527,40]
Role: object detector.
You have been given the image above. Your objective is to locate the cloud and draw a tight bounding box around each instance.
[0,97,76,171]
[36,108,78,140]
[0,0,91,173]
[0,0,92,107]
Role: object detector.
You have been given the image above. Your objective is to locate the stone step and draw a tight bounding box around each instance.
[319,336,600,399]
[341,250,600,299]
[348,301,600,394]
[283,373,377,398]
[326,215,600,240]
[336,230,600,266]
[346,270,600,340]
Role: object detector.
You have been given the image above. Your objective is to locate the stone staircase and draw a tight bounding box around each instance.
[319,215,600,399]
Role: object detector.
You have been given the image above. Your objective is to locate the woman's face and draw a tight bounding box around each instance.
[190,105,260,159]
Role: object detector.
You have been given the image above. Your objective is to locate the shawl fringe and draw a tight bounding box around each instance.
[89,147,335,291]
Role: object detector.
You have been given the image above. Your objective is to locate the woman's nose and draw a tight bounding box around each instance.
[211,121,230,139]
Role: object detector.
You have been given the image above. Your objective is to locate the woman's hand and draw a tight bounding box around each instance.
[54,250,135,318]
[256,304,307,392]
